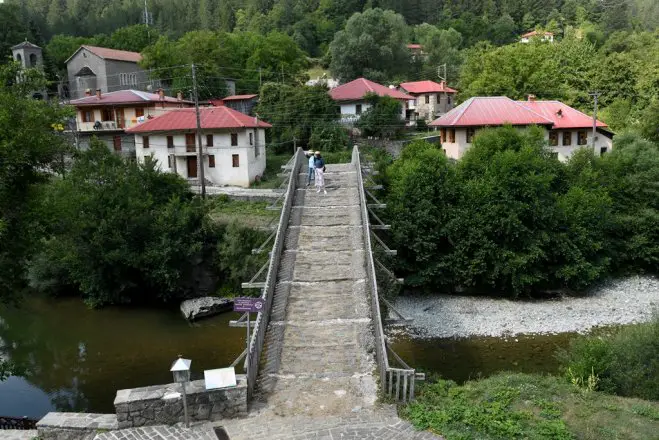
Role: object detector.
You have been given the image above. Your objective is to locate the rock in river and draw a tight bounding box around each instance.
[180,297,233,321]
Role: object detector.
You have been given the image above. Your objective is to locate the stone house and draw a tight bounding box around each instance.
[429,96,613,161]
[399,80,457,124]
[69,89,194,157]
[329,77,413,125]
[209,94,258,115]
[126,106,271,187]
[520,31,554,43]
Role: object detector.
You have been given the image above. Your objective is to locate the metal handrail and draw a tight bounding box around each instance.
[245,147,304,400]
[353,145,417,403]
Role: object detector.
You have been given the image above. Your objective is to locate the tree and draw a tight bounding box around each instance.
[108,24,159,53]
[308,121,349,152]
[0,62,71,302]
[256,82,339,153]
[489,13,517,45]
[27,141,215,306]
[0,4,32,62]
[329,8,410,82]
[356,93,405,139]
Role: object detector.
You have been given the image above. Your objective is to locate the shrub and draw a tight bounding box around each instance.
[558,316,659,400]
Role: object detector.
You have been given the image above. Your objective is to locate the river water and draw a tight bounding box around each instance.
[0,296,581,420]
[0,296,246,418]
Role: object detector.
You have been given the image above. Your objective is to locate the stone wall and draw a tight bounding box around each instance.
[36,412,118,440]
[114,376,247,429]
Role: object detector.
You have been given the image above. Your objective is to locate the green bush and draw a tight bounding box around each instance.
[558,317,659,400]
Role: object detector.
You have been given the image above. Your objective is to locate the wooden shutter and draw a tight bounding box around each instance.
[143,136,149,149]
[209,155,215,168]
[167,136,174,148]
[231,133,238,146]
[232,154,239,167]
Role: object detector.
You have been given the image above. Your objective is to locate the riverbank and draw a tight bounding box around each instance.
[392,276,659,339]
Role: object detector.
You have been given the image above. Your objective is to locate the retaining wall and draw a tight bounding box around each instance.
[113,376,247,429]
[36,412,118,440]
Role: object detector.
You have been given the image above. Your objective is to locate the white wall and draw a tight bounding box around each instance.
[437,126,614,161]
[339,99,407,121]
[134,128,266,187]
[76,103,185,132]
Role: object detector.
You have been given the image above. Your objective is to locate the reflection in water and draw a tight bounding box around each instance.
[388,331,577,383]
[0,296,246,418]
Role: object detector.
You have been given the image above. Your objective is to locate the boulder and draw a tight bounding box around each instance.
[180,297,233,321]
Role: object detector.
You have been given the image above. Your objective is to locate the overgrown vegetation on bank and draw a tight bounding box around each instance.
[403,372,659,440]
[385,128,659,297]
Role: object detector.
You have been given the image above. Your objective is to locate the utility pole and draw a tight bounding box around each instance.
[143,0,152,26]
[589,91,600,151]
[437,64,447,82]
[259,67,262,89]
[293,137,297,155]
[192,63,206,198]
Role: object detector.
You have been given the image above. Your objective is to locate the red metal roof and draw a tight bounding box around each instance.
[64,45,143,64]
[400,80,457,94]
[221,94,258,101]
[521,30,554,38]
[519,100,607,129]
[70,90,193,107]
[329,78,413,101]
[428,97,554,127]
[125,107,272,133]
[406,43,422,50]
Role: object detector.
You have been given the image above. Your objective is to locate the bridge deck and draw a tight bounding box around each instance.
[255,164,378,417]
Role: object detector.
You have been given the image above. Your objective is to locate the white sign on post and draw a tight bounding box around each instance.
[204,367,237,390]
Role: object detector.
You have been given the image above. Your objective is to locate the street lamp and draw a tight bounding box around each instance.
[170,355,191,428]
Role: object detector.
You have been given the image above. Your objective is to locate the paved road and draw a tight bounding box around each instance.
[1,430,38,440]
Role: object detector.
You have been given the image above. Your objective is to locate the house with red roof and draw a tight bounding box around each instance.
[126,106,272,187]
[69,88,194,156]
[329,77,414,123]
[399,80,457,123]
[429,95,613,161]
[520,30,554,43]
[209,94,259,115]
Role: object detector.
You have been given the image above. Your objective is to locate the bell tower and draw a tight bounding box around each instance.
[11,39,47,100]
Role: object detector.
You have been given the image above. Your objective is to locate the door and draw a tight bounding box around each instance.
[186,133,196,152]
[113,135,121,151]
[187,156,197,178]
[116,108,125,129]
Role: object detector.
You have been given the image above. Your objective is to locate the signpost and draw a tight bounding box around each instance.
[232,297,264,374]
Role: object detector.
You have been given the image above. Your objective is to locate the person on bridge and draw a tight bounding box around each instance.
[306,150,315,186]
[313,151,327,194]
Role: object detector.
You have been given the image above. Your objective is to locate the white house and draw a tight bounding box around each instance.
[520,30,554,43]
[329,77,413,124]
[126,106,271,187]
[428,96,613,161]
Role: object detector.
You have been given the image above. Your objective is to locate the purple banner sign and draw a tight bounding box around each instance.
[233,297,264,313]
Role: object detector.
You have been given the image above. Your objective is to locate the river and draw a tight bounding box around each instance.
[0,295,246,418]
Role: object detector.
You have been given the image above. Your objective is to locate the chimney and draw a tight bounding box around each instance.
[158,88,165,100]
[85,89,92,96]
[95,88,101,99]
[527,94,536,102]
[176,90,183,101]
[556,109,563,118]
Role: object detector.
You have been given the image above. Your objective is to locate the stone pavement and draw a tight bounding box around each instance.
[1,430,38,440]
[93,423,218,440]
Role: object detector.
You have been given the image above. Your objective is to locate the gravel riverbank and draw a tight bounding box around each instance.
[392,276,659,339]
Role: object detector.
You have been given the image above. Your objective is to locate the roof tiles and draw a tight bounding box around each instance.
[329,78,413,101]
[429,97,554,127]
[125,106,272,133]
[400,80,457,94]
[70,90,192,106]
[80,45,142,63]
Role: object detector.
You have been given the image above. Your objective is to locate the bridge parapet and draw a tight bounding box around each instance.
[352,146,418,402]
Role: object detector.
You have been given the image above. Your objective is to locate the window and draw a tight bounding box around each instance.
[466,128,475,143]
[440,128,446,143]
[232,154,240,168]
[562,131,572,146]
[15,53,21,62]
[120,73,138,86]
[447,96,452,105]
[600,147,608,156]
[135,107,144,118]
[209,155,215,168]
[249,132,253,145]
[355,104,362,115]
[113,136,121,151]
[231,133,238,146]
[101,108,113,121]
[549,130,558,146]
[167,156,172,168]
[436,94,441,102]
[143,136,149,149]
[578,131,588,145]
[425,95,430,104]
[81,110,93,123]
[206,135,213,147]
[185,133,196,152]
[167,136,174,148]
[29,53,37,67]
[448,129,455,143]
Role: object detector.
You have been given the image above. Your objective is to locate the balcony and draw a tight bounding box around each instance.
[78,121,120,132]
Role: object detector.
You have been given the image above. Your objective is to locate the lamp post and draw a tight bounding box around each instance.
[170,355,192,428]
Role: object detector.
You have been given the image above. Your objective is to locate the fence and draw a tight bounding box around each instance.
[0,416,38,430]
[245,148,304,400]
[352,146,417,402]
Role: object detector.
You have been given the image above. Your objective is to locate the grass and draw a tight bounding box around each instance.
[307,65,330,79]
[207,197,279,229]
[401,372,659,440]
[250,151,291,189]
